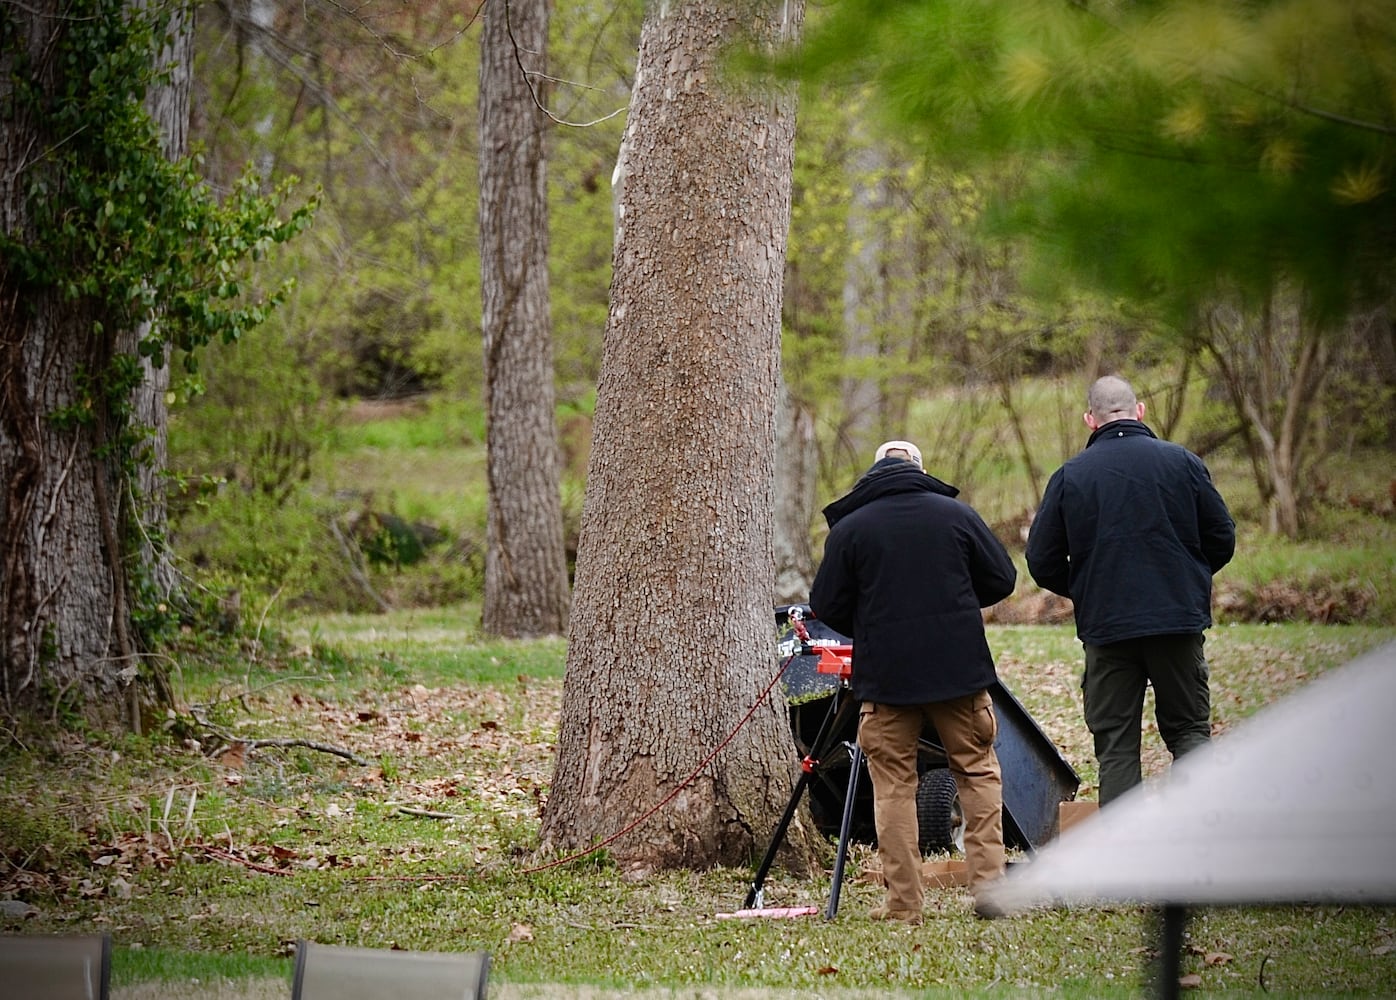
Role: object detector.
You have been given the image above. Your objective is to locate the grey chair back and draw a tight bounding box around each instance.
[0,933,111,1000]
[292,940,490,1000]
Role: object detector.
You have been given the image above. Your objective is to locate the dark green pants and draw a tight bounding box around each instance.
[1082,633,1211,806]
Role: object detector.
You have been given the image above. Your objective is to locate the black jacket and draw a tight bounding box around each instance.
[1025,420,1235,645]
[808,459,1017,705]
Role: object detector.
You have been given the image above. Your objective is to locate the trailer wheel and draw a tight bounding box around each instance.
[917,768,965,855]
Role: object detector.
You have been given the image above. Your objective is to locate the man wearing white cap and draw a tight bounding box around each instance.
[874,439,922,466]
[810,440,1017,924]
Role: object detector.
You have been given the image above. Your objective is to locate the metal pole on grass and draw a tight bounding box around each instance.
[825,742,863,919]
[1153,904,1188,1000]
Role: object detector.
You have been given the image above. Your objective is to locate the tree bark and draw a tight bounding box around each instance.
[541,0,815,872]
[837,130,887,466]
[1,1,124,720]
[773,379,816,604]
[479,0,571,638]
[1,1,196,725]
[132,1,192,611]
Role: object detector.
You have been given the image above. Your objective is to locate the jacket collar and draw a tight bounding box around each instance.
[1086,419,1158,448]
[822,458,959,528]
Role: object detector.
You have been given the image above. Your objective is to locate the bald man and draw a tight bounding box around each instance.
[1026,376,1235,805]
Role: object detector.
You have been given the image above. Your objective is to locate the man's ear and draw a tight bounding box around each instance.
[1083,410,1097,430]
[1136,401,1147,421]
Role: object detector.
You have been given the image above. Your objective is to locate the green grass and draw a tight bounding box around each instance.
[1225,523,1395,582]
[169,378,1396,628]
[4,620,1395,998]
[283,606,567,686]
[113,947,289,988]
[36,361,1396,997]
[325,444,488,532]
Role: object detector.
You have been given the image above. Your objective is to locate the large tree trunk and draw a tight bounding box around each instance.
[1,1,127,721]
[0,294,127,722]
[478,0,571,638]
[541,0,814,872]
[1,1,194,726]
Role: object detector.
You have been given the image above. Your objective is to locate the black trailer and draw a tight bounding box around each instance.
[776,605,1081,856]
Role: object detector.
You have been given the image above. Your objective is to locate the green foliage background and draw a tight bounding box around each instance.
[2,6,1395,993]
[161,0,1396,627]
[784,0,1396,322]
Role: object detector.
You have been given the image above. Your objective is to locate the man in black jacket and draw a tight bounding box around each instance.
[1026,375,1235,806]
[810,440,1017,924]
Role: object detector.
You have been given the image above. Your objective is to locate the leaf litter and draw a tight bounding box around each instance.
[3,624,1394,999]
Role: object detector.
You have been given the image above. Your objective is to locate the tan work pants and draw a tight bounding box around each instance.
[857,690,1005,912]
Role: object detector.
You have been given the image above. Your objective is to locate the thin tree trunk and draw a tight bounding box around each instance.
[995,376,1043,509]
[479,0,570,638]
[541,0,814,872]
[773,379,816,604]
[133,0,191,603]
[837,129,885,465]
[1201,291,1333,539]
[1269,312,1331,537]
[1366,307,1396,447]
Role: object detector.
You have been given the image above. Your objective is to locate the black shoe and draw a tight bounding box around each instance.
[973,896,1008,920]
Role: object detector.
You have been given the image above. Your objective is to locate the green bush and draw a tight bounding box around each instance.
[0,798,88,876]
[172,488,368,615]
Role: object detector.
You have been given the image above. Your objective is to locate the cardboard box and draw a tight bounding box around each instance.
[859,858,971,889]
[1058,799,1099,837]
[920,859,969,888]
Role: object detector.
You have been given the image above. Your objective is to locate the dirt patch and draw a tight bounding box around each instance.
[985,590,1074,626]
[342,397,429,423]
[1214,579,1378,624]
[989,579,1381,626]
[114,983,914,1000]
[115,981,286,1000]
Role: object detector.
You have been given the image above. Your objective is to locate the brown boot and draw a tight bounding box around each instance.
[868,904,923,926]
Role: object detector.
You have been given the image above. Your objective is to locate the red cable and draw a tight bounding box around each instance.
[522,651,799,874]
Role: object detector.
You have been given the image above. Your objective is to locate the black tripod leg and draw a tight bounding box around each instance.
[744,770,812,908]
[744,688,859,909]
[824,741,863,920]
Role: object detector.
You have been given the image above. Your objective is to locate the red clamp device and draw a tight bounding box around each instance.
[814,643,853,680]
[788,608,852,680]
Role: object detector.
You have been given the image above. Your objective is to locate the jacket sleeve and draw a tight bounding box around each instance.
[1194,459,1236,573]
[1025,470,1072,598]
[809,528,856,637]
[968,514,1017,608]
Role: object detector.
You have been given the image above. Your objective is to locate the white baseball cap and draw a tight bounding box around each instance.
[875,439,922,468]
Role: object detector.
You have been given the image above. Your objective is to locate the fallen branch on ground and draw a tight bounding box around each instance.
[393,806,459,820]
[238,737,369,765]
